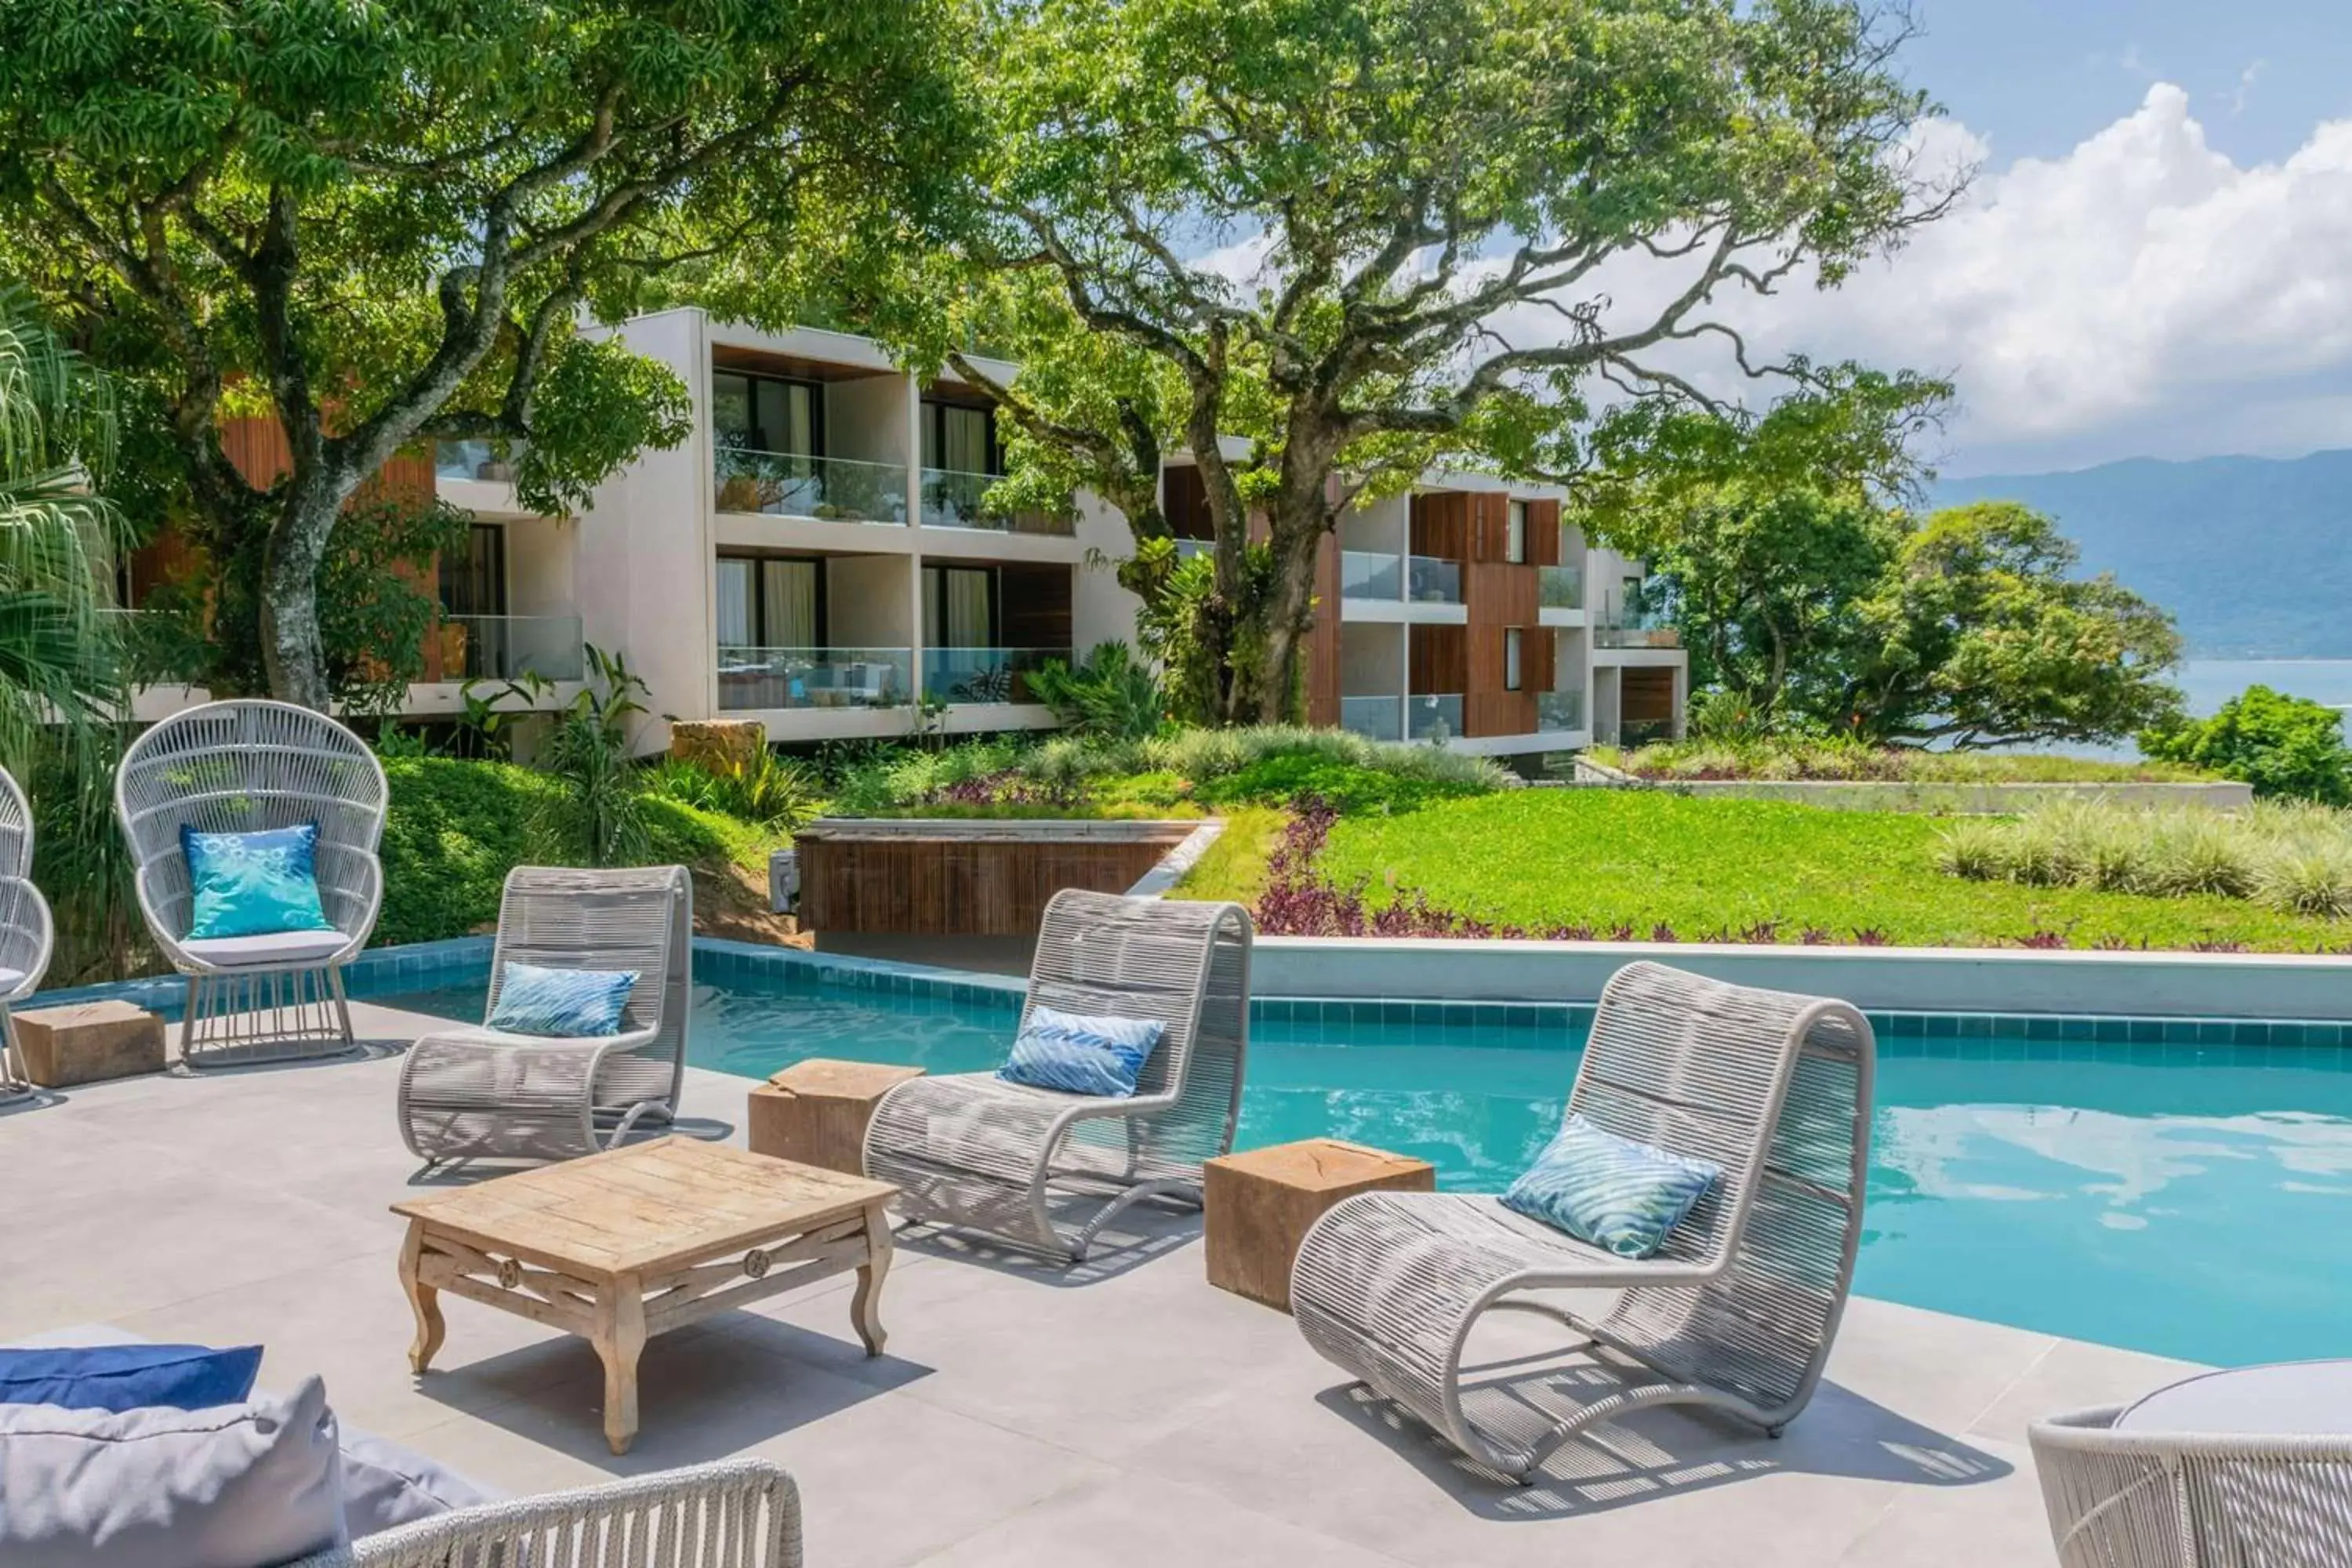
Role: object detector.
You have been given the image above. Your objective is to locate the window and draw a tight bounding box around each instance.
[716,556,822,649]
[924,565,997,647]
[1504,627,1523,691]
[1505,499,1527,564]
[437,523,506,617]
[922,400,1001,475]
[712,370,822,457]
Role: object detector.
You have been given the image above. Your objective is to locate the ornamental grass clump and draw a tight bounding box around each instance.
[1939,799,2352,916]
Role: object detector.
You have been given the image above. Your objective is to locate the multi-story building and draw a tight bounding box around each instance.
[125,310,1682,753]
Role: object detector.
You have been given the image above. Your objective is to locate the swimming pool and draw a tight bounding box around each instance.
[380,965,2352,1368]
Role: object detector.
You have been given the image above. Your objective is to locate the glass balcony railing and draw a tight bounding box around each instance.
[713,447,909,524]
[1339,695,1403,742]
[1407,692,1463,742]
[716,647,912,711]
[434,439,525,482]
[918,468,1074,535]
[1406,555,1461,604]
[1173,536,1214,561]
[1537,564,1584,609]
[924,646,1072,705]
[1536,688,1584,731]
[438,614,583,682]
[1340,550,1403,600]
[1595,602,1680,648]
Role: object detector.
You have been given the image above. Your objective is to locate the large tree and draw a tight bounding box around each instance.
[933,0,1955,722]
[0,0,972,708]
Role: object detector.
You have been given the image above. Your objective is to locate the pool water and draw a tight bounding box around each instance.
[381,972,2352,1367]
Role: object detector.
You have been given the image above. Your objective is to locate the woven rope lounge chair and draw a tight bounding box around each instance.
[292,1457,800,1567]
[116,700,387,1068]
[0,764,53,1104]
[1290,960,1875,1484]
[864,888,1252,1263]
[2031,1406,2352,1566]
[397,864,693,1171]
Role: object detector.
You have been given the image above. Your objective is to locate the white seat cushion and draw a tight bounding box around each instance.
[0,967,27,996]
[181,929,353,968]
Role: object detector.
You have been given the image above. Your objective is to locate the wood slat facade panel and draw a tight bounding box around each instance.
[1463,557,1537,737]
[1163,464,1214,542]
[1527,499,1562,566]
[1623,666,1679,723]
[797,833,1192,938]
[1000,563,1073,651]
[1408,624,1465,695]
[1305,532,1340,727]
[1466,491,1512,563]
[1408,492,1468,559]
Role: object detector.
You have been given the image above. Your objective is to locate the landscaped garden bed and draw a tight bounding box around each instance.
[1591,739,2212,784]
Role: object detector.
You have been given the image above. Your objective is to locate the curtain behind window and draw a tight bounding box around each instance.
[761,560,818,648]
[924,566,994,646]
[716,558,754,646]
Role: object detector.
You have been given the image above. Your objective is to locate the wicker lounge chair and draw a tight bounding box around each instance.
[1290,960,1875,1484]
[2031,1405,2352,1566]
[115,700,387,1068]
[296,1457,800,1567]
[397,864,692,1170]
[863,888,1253,1263]
[0,764,53,1104]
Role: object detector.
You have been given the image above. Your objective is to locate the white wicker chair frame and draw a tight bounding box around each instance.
[863,888,1254,1264]
[2031,1404,2352,1567]
[289,1457,800,1567]
[396,864,694,1170]
[114,700,387,1069]
[0,764,54,1104]
[1290,960,1875,1485]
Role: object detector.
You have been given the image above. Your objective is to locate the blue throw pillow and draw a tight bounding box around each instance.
[0,1344,263,1413]
[182,823,336,940]
[998,1004,1166,1098]
[1501,1114,1721,1260]
[485,961,640,1037]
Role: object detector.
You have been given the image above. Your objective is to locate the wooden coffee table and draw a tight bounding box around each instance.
[392,1136,898,1454]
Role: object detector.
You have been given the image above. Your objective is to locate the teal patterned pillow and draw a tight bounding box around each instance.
[1501,1114,1721,1259]
[182,823,336,940]
[485,961,639,1037]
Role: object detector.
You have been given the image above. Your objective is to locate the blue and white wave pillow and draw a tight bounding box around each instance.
[181,822,336,939]
[1501,1114,1721,1260]
[485,961,641,1038]
[997,1004,1167,1098]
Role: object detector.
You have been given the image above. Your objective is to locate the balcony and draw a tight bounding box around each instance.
[438,615,583,683]
[1407,692,1463,742]
[1595,604,1681,649]
[1538,564,1584,609]
[434,440,524,482]
[713,448,908,524]
[919,469,1074,535]
[1340,550,1402,600]
[1174,537,1214,561]
[717,647,912,712]
[924,646,1071,704]
[1406,555,1461,604]
[1339,695,1402,742]
[1536,688,1584,731]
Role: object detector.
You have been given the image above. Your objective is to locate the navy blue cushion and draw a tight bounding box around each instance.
[1501,1114,1720,1260]
[997,1004,1166,1097]
[485,961,639,1037]
[0,1344,263,1413]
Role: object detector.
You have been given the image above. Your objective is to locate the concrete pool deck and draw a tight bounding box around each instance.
[1,1000,2194,1567]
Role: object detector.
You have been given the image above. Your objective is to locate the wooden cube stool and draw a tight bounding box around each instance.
[15,1000,168,1087]
[1205,1138,1436,1312]
[749,1058,925,1175]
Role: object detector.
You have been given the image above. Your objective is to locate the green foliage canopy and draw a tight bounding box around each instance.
[2140,685,2352,805]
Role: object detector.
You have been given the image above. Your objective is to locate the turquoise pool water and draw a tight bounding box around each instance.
[381,971,2352,1367]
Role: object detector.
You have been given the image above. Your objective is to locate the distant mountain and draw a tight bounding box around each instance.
[1931,450,2352,659]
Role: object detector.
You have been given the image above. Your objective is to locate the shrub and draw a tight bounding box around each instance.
[1198,754,1483,815]
[1026,641,1167,740]
[1937,799,2352,914]
[2140,684,2352,804]
[641,750,818,831]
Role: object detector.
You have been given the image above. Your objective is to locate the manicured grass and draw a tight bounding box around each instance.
[1310,789,2350,951]
[1171,805,1286,907]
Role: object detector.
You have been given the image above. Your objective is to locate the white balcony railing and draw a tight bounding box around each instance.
[1339,694,1403,742]
[1407,692,1463,742]
[713,448,909,524]
[924,646,1071,704]
[918,468,1073,535]
[440,614,583,682]
[717,647,912,711]
[1406,555,1461,604]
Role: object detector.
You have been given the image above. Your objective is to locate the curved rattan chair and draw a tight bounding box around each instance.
[864,888,1253,1264]
[0,765,54,1103]
[115,700,387,1068]
[1290,960,1875,1484]
[292,1457,800,1567]
[397,864,693,1171]
[2031,1404,2352,1566]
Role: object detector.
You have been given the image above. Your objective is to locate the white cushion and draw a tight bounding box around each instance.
[181,929,352,968]
[0,966,26,996]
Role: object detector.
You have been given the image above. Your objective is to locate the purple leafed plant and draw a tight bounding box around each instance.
[1799,926,1834,946]
[2015,929,2069,949]
[1849,927,1891,946]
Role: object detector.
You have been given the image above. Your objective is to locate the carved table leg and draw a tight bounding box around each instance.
[851,1200,892,1356]
[399,1220,445,1374]
[593,1277,648,1455]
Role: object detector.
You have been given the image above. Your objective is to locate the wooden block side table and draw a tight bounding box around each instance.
[1204,1138,1437,1312]
[391,1136,898,1455]
[15,1000,167,1087]
[748,1058,924,1175]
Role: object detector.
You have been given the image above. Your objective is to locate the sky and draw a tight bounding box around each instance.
[1762,0,2352,477]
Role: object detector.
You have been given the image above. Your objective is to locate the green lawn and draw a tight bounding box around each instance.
[1297,790,2350,951]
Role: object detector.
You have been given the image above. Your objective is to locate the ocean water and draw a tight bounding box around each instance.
[383,973,2352,1367]
[2176,659,2352,718]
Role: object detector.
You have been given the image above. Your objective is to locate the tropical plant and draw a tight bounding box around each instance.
[0,0,975,707]
[1027,641,1166,740]
[2139,684,2352,805]
[536,644,652,866]
[1936,800,2352,917]
[641,749,819,832]
[452,671,557,761]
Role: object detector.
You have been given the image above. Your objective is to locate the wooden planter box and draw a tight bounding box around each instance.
[792,818,1203,938]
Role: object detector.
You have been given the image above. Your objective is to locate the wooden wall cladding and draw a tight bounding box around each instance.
[1163,463,1214,541]
[1409,491,1468,559]
[1000,562,1073,650]
[1408,623,1466,694]
[1622,666,1679,722]
[1462,557,1538,737]
[1465,491,1515,562]
[1527,499,1562,566]
[797,832,1191,937]
[1305,532,1340,726]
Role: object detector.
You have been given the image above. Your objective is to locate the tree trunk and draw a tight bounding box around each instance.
[258,480,343,710]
